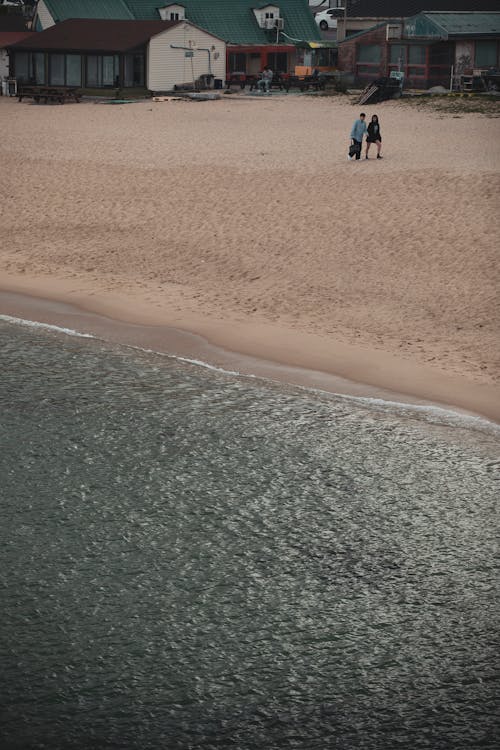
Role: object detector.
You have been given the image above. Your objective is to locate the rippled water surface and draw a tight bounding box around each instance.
[1,320,499,750]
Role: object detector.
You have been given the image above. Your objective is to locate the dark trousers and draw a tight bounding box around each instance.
[353,139,362,160]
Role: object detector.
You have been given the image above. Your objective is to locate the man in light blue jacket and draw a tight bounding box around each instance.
[349,112,367,160]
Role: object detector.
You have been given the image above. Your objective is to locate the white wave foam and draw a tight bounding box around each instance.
[2,313,498,434]
[137,346,499,433]
[137,347,249,379]
[326,391,500,434]
[0,314,95,339]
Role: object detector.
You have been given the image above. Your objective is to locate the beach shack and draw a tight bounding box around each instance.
[335,1,500,42]
[337,10,500,89]
[165,1,322,78]
[8,17,226,93]
[31,0,323,78]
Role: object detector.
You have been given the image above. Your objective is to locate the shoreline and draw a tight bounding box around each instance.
[1,274,499,425]
[1,97,499,426]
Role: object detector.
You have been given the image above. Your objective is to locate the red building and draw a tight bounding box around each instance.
[338,11,500,89]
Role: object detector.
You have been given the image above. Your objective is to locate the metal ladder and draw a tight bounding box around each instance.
[358,83,379,105]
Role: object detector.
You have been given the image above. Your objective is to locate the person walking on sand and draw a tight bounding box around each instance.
[349,112,367,160]
[366,114,382,159]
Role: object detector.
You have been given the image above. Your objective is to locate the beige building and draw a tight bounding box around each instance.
[148,20,225,91]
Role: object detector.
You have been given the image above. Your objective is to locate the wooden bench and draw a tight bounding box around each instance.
[18,85,81,104]
[225,73,247,90]
[283,75,326,92]
[248,75,286,92]
[224,73,326,94]
[225,73,286,92]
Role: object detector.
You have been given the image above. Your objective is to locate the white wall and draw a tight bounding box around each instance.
[148,22,226,92]
[253,5,280,28]
[35,0,56,29]
[0,48,9,79]
[158,4,185,21]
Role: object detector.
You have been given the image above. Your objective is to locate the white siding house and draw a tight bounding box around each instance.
[148,22,225,92]
[9,18,226,93]
[0,46,7,78]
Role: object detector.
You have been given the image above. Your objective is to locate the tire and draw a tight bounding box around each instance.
[319,21,328,30]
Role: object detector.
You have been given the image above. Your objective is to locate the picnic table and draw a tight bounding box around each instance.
[225,72,325,93]
[18,85,81,104]
[247,74,287,92]
[283,75,326,92]
[225,72,248,90]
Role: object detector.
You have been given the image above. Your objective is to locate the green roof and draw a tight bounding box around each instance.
[126,0,320,43]
[405,11,500,38]
[337,21,386,44]
[43,0,133,22]
[42,0,320,44]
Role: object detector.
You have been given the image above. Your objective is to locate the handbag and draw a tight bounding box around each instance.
[349,143,359,157]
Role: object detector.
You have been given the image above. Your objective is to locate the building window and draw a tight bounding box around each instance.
[49,54,65,85]
[267,52,288,74]
[170,12,179,20]
[314,47,337,68]
[357,44,381,64]
[43,54,82,86]
[356,44,381,78]
[429,43,453,66]
[32,52,45,84]
[86,55,119,87]
[66,55,82,86]
[14,51,46,83]
[228,52,246,73]
[408,45,426,65]
[124,54,145,87]
[475,40,497,68]
[14,51,29,81]
[390,45,406,65]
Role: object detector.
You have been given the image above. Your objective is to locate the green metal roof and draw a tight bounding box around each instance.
[404,12,500,38]
[126,0,320,43]
[43,0,134,22]
[337,21,387,44]
[43,0,320,44]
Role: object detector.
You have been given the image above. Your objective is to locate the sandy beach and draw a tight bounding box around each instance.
[1,93,499,421]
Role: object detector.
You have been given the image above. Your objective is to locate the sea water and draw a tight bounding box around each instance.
[1,319,498,750]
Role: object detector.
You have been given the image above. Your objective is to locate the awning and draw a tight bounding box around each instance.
[295,40,338,49]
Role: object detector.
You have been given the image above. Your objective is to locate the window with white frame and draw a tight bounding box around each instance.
[158,4,185,21]
[253,5,281,29]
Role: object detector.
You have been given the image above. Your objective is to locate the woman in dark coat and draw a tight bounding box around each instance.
[366,114,382,159]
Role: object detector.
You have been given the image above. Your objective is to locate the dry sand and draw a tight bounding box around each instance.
[1,93,499,421]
